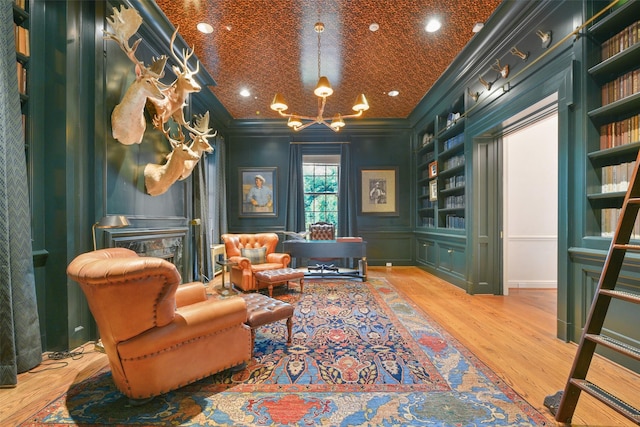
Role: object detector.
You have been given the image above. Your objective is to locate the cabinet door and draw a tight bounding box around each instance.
[438,243,466,279]
[416,238,436,267]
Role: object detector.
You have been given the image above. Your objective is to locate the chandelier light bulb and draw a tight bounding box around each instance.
[314,76,333,97]
[270,93,288,112]
[352,93,370,112]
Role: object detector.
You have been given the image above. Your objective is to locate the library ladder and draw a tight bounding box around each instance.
[544,154,640,424]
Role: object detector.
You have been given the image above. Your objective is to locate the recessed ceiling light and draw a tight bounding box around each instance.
[369,23,379,32]
[388,90,399,97]
[472,22,484,33]
[240,89,251,97]
[425,18,441,33]
[197,22,213,34]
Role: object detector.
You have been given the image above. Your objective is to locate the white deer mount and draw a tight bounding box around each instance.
[178,112,216,181]
[104,6,167,145]
[104,6,217,195]
[144,135,200,196]
[147,28,202,138]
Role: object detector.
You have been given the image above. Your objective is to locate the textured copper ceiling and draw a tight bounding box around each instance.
[155,0,502,120]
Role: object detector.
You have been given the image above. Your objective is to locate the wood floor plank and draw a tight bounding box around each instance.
[1,267,638,426]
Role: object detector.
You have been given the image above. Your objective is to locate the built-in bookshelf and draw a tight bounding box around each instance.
[415,94,466,230]
[587,0,640,238]
[13,1,29,165]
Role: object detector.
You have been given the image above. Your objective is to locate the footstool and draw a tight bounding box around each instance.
[254,268,304,297]
[240,293,294,351]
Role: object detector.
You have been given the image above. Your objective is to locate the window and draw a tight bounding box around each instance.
[303,155,340,230]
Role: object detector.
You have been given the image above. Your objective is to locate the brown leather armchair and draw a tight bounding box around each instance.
[67,248,251,402]
[221,233,290,293]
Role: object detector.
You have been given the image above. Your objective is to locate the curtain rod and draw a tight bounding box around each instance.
[289,141,350,145]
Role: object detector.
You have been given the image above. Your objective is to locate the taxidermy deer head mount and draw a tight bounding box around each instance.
[104,6,167,145]
[144,136,200,196]
[105,6,217,196]
[147,27,202,138]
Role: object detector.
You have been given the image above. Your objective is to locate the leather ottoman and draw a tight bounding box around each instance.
[240,293,294,351]
[254,268,304,297]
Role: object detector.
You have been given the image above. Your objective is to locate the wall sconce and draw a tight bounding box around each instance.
[536,30,552,48]
[510,46,529,61]
[92,215,130,250]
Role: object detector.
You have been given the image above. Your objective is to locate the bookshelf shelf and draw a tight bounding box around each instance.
[587,2,640,238]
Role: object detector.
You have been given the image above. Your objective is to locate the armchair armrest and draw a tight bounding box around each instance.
[118,297,248,359]
[267,252,291,266]
[228,255,252,270]
[175,282,207,307]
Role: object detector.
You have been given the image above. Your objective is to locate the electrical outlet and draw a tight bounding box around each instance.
[386,262,392,267]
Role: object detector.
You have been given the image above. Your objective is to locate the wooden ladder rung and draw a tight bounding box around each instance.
[627,198,640,205]
[600,289,640,304]
[612,244,640,252]
[585,333,640,361]
[569,379,640,424]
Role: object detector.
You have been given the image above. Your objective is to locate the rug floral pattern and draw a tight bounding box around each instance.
[24,279,547,426]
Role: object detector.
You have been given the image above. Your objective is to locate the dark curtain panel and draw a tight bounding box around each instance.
[193,154,212,281]
[0,1,42,386]
[338,143,357,237]
[214,136,228,239]
[285,143,305,233]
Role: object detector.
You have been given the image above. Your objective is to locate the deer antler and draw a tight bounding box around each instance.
[491,59,509,79]
[103,6,144,67]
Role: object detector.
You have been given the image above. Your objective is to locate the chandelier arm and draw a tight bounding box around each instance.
[292,120,321,132]
[317,96,327,121]
[337,110,364,120]
[277,110,318,121]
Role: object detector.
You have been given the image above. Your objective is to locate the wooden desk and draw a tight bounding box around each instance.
[282,240,367,280]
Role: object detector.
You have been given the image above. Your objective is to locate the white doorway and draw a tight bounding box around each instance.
[502,107,558,295]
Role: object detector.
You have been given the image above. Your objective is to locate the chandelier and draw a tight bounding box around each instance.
[270,22,369,132]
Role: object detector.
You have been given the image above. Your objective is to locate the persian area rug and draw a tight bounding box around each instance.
[23,278,548,426]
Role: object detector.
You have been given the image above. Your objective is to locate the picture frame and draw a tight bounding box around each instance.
[429,179,438,201]
[239,167,277,217]
[428,161,438,178]
[359,167,398,215]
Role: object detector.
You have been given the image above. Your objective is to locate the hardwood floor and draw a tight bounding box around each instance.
[1,266,638,426]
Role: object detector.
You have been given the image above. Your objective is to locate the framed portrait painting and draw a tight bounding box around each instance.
[239,167,277,217]
[359,167,398,216]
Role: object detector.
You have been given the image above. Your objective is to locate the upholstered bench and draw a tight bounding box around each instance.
[240,293,294,351]
[254,268,304,297]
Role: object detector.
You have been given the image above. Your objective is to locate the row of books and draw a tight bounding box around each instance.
[445,215,465,229]
[600,161,636,193]
[443,133,463,151]
[600,68,639,106]
[444,195,464,209]
[420,150,434,165]
[14,24,29,56]
[444,175,465,190]
[443,154,465,170]
[421,199,435,209]
[421,132,434,147]
[599,113,640,149]
[601,209,640,238]
[420,216,435,227]
[16,61,27,94]
[600,19,639,61]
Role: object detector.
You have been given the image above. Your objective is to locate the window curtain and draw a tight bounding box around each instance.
[212,136,228,241]
[193,151,212,281]
[338,143,357,237]
[285,143,305,233]
[0,1,42,386]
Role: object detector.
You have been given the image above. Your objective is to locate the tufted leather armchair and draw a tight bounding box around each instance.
[309,221,335,240]
[221,233,291,293]
[67,248,251,401]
